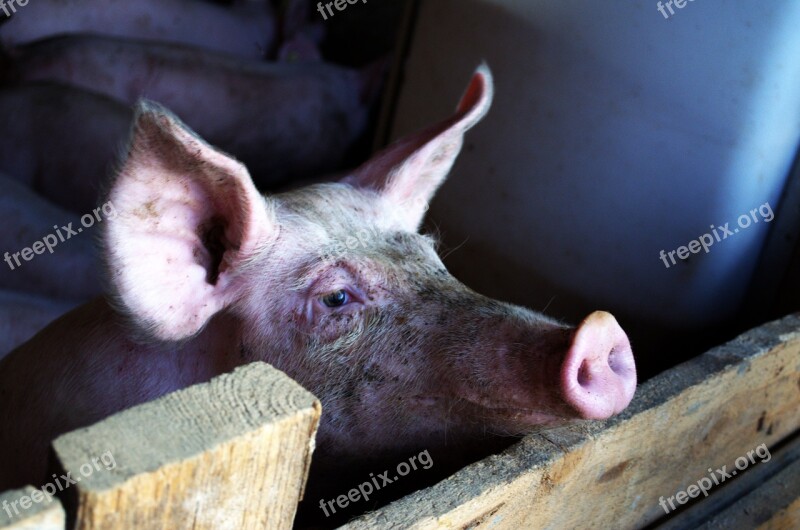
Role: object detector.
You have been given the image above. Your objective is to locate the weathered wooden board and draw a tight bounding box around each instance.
[655,429,800,529]
[697,452,800,529]
[341,313,800,529]
[52,362,321,530]
[0,485,65,529]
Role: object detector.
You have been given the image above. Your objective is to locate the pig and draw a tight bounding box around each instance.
[0,0,276,59]
[0,175,102,299]
[0,66,636,496]
[4,36,372,192]
[277,33,323,63]
[277,0,325,62]
[0,290,77,359]
[0,83,132,213]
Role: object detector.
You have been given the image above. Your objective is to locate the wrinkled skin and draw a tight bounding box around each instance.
[0,175,101,298]
[0,0,276,59]
[0,290,77,360]
[0,83,132,213]
[0,68,636,503]
[6,34,369,183]
[3,36,371,205]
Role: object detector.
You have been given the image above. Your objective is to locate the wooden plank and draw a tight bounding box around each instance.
[340,313,800,529]
[697,453,800,530]
[0,486,65,529]
[759,496,800,530]
[655,429,800,529]
[52,361,321,530]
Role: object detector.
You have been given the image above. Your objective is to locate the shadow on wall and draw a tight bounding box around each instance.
[389,0,800,380]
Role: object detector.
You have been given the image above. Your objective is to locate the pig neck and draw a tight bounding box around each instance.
[84,298,255,392]
[162,309,248,384]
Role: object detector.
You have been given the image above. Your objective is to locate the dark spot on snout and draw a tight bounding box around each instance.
[597,460,632,483]
[363,364,382,383]
[341,386,355,400]
[756,411,766,432]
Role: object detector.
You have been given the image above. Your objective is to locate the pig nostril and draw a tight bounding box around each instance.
[608,348,622,374]
[607,344,634,376]
[577,359,592,386]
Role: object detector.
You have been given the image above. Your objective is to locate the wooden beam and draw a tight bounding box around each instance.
[0,486,65,529]
[340,313,800,529]
[655,428,800,529]
[52,362,321,530]
[697,453,800,529]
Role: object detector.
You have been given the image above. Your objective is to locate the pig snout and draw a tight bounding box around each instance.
[561,311,637,420]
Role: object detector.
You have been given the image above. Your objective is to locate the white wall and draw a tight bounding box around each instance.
[389,0,800,336]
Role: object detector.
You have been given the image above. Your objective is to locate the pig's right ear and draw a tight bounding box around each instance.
[105,101,276,341]
[343,64,493,231]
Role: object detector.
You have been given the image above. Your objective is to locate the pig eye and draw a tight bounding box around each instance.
[321,289,349,308]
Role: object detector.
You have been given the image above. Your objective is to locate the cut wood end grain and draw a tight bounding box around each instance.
[0,485,65,530]
[52,361,321,530]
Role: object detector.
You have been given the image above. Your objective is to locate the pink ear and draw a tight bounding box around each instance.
[105,101,276,341]
[344,64,493,231]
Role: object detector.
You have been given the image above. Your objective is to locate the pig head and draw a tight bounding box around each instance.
[0,65,636,491]
[105,64,636,462]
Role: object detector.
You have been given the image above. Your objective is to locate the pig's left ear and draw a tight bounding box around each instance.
[343,64,493,231]
[105,101,276,341]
